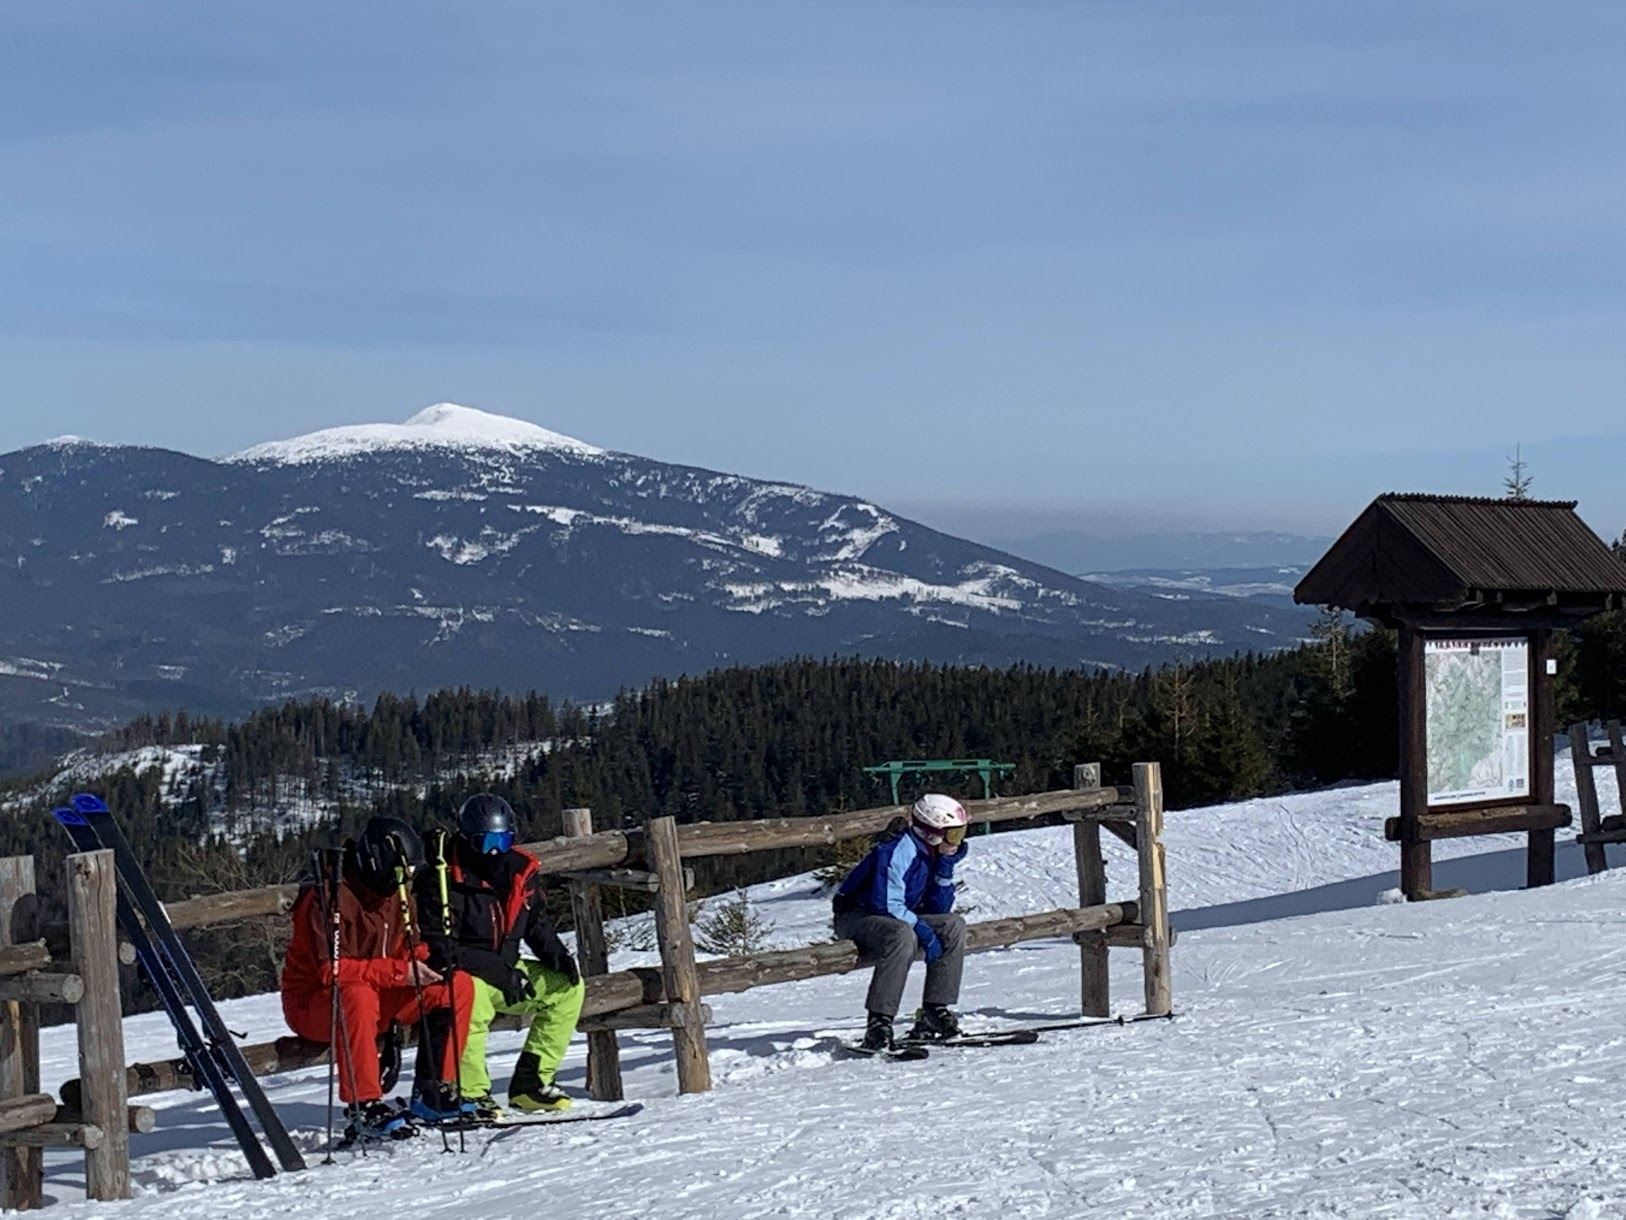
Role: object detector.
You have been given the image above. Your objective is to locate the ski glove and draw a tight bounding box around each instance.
[501,969,536,1007]
[933,843,968,878]
[537,944,582,987]
[913,920,943,965]
[559,954,581,987]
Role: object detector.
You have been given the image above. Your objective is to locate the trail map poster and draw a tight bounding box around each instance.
[1424,637,1530,807]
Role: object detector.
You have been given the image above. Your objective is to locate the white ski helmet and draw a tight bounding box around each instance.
[911,793,969,847]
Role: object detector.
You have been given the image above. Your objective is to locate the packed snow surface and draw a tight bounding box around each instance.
[30,765,1626,1218]
[225,403,605,464]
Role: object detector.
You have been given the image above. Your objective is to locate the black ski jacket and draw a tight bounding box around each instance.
[414,832,576,996]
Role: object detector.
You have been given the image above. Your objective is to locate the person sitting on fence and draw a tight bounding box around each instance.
[417,793,585,1117]
[832,793,971,1052]
[281,816,474,1142]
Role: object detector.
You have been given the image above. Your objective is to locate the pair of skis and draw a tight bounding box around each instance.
[840,1011,1176,1061]
[54,793,305,1180]
[338,1100,645,1151]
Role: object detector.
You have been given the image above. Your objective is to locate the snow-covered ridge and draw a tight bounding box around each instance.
[224,403,605,465]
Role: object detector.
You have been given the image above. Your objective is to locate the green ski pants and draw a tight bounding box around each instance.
[458,960,586,1099]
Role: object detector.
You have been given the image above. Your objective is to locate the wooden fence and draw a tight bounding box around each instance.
[64,760,1171,1108]
[0,851,141,1209]
[1568,721,1626,874]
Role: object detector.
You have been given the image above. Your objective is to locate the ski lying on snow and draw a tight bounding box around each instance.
[836,1042,930,1062]
[55,794,306,1179]
[901,1029,1040,1048]
[479,1102,645,1135]
[335,1102,645,1152]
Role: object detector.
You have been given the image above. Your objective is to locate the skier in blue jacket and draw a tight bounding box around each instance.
[832,793,970,1052]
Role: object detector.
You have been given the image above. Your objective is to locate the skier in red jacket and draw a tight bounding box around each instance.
[281,816,473,1142]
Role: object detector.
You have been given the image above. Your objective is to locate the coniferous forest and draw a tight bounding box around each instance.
[7,606,1626,1005]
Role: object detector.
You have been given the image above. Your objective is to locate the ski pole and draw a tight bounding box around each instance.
[311,851,336,1163]
[429,832,466,1154]
[320,848,367,1156]
[399,871,458,1151]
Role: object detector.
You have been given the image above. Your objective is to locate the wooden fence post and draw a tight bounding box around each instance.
[1133,763,1172,1017]
[1071,764,1110,1017]
[563,808,623,1101]
[645,816,711,1094]
[1528,629,1558,888]
[0,857,41,1210]
[66,850,129,1201]
[1570,723,1608,875]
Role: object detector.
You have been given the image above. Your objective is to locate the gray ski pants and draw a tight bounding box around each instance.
[833,910,966,1019]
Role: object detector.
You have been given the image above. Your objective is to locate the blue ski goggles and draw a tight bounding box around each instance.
[475,830,513,856]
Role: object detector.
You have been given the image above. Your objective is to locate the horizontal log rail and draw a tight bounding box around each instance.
[87,900,1138,1101]
[0,1095,58,1134]
[0,970,83,1006]
[1383,803,1573,842]
[669,787,1130,861]
[63,785,1134,936]
[0,943,51,978]
[0,1123,104,1151]
[580,1003,713,1032]
[55,1105,155,1135]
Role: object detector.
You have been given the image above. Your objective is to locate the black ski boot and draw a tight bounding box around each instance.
[508,1051,571,1113]
[905,1004,961,1042]
[860,1012,895,1053]
[343,1099,413,1144]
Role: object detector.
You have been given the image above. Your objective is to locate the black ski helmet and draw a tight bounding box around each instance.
[456,793,515,843]
[351,816,425,895]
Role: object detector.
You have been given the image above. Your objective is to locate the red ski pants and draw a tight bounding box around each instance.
[284,973,472,1104]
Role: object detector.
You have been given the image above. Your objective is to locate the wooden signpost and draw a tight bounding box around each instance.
[1296,494,1626,900]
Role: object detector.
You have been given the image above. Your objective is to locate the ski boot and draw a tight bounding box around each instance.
[508,1051,572,1113]
[859,1012,895,1053]
[343,1099,413,1144]
[904,1004,961,1043]
[409,1080,471,1125]
[464,1093,505,1122]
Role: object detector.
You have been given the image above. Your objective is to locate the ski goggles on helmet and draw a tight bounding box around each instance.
[942,824,967,848]
[475,830,513,856]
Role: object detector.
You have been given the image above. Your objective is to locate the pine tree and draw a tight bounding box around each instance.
[1504,445,1533,500]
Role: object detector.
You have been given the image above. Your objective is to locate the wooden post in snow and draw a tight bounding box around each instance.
[1397,626,1432,899]
[1071,763,1110,1017]
[66,850,129,1202]
[563,808,624,1101]
[1133,763,1172,1017]
[0,857,41,1210]
[646,816,711,1094]
[1528,630,1558,888]
[1567,722,1607,875]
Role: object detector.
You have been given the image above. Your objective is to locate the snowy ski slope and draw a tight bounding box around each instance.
[29,761,1626,1218]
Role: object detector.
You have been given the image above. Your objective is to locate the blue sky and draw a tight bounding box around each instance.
[3,2,1625,541]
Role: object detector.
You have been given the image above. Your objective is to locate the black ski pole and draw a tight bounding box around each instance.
[396,877,454,1155]
[451,960,466,1155]
[319,848,367,1156]
[311,852,337,1164]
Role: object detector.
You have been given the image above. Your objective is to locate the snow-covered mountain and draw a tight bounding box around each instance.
[0,404,1310,727]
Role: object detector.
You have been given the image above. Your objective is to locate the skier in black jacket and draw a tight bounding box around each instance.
[416,794,585,1115]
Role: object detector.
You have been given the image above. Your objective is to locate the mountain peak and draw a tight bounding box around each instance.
[225,402,604,465]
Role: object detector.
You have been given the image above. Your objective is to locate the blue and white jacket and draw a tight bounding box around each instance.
[832,828,965,925]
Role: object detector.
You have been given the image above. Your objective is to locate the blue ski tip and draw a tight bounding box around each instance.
[70,793,111,815]
[52,807,89,827]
